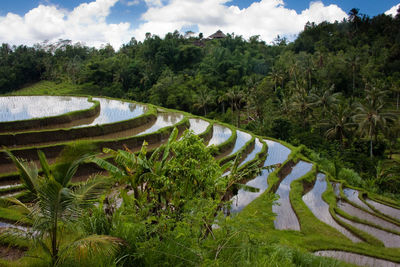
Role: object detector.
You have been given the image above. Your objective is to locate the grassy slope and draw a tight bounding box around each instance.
[2,81,400,266]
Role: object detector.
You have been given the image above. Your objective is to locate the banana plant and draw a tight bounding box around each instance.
[3,150,124,266]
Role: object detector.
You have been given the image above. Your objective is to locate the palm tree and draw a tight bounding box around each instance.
[308,85,341,117]
[224,86,245,127]
[193,86,214,116]
[3,150,123,265]
[320,103,355,146]
[353,98,397,158]
[269,67,283,92]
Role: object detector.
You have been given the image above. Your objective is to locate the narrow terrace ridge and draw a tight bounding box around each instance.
[336,214,400,247]
[366,199,400,221]
[302,173,361,242]
[314,250,400,267]
[273,161,313,231]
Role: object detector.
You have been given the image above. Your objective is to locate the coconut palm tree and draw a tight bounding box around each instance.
[320,103,355,146]
[3,150,123,265]
[308,85,341,118]
[193,86,214,116]
[353,98,397,158]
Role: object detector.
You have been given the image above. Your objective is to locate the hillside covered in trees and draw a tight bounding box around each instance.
[1,9,400,197]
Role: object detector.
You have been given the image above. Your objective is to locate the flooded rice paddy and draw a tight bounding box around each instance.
[337,201,400,233]
[264,139,291,167]
[0,96,93,122]
[238,138,263,167]
[343,188,373,212]
[314,250,400,267]
[74,98,146,127]
[207,124,232,146]
[302,174,361,242]
[138,113,183,135]
[230,139,293,213]
[225,130,252,156]
[366,199,400,221]
[273,161,313,230]
[188,118,210,135]
[336,214,400,247]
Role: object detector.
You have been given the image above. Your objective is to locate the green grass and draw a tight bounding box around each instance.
[4,81,93,96]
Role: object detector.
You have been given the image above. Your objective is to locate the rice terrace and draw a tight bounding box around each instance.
[0,1,400,266]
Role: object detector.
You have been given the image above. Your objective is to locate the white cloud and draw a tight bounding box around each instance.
[125,0,140,6]
[0,0,348,49]
[133,0,347,43]
[385,3,400,17]
[0,0,133,49]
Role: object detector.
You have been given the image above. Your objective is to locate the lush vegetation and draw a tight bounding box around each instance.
[2,9,399,197]
[1,7,400,267]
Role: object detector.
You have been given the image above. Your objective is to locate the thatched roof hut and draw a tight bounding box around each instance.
[208,30,226,39]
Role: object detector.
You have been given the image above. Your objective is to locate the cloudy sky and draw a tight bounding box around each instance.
[0,0,399,49]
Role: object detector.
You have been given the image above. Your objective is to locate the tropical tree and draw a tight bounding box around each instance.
[3,150,123,265]
[320,103,355,146]
[193,86,214,116]
[353,94,397,158]
[308,85,341,118]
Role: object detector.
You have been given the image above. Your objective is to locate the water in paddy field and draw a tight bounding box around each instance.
[264,139,291,166]
[138,113,184,135]
[337,201,400,233]
[0,96,92,122]
[225,130,252,157]
[342,188,373,212]
[230,139,291,213]
[336,213,400,247]
[314,250,400,267]
[239,138,263,167]
[207,124,232,146]
[188,118,210,135]
[74,98,147,127]
[366,199,400,221]
[273,161,313,230]
[302,173,361,242]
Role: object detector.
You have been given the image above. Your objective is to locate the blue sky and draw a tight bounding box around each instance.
[0,0,398,48]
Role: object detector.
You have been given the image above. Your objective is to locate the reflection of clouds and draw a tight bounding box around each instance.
[264,139,291,166]
[75,98,146,127]
[188,118,209,135]
[0,96,91,122]
[231,169,272,213]
[231,139,292,213]
[227,130,252,156]
[207,124,232,146]
[239,138,263,167]
[273,161,312,230]
[139,113,183,135]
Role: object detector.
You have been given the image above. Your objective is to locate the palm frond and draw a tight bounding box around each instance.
[56,235,125,266]
[4,150,38,195]
[38,150,52,180]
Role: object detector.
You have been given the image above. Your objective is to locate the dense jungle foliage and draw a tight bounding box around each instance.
[1,9,400,197]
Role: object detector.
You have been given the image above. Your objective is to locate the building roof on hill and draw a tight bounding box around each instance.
[208,30,226,39]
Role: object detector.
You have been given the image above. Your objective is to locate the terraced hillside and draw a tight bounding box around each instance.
[1,95,400,266]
